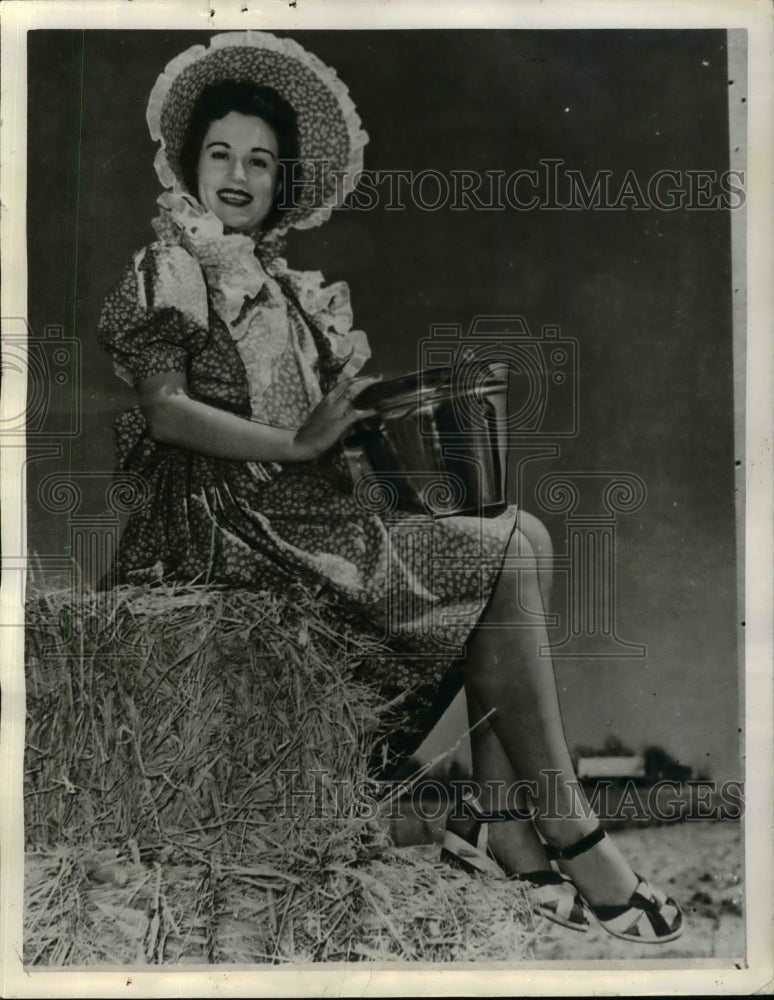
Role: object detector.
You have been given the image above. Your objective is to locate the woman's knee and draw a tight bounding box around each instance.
[472,517,552,634]
[504,526,538,567]
[497,526,547,602]
[515,510,553,561]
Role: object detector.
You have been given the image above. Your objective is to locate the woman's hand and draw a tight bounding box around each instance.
[292,375,381,461]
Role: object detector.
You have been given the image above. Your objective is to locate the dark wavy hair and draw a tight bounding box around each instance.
[178,80,300,231]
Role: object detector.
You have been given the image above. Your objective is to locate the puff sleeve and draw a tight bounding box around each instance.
[97,243,211,387]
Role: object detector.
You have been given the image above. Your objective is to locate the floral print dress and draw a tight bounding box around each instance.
[98,215,519,757]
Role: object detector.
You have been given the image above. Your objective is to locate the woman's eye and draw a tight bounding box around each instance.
[211,150,229,161]
[250,158,268,168]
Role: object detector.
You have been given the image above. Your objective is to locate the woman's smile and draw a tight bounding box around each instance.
[217,188,254,206]
[196,111,279,231]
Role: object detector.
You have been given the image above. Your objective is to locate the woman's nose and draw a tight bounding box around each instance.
[230,158,247,183]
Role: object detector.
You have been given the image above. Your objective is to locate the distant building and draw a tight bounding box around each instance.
[576,755,646,781]
[575,749,693,784]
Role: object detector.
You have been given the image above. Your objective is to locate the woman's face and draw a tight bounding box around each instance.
[196,111,280,232]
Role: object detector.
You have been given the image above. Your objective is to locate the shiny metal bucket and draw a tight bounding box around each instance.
[343,362,510,517]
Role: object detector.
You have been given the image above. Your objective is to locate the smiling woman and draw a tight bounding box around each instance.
[89,29,686,946]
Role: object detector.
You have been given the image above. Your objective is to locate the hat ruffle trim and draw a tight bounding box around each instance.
[146,30,368,235]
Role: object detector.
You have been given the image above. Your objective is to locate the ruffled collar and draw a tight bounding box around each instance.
[151,191,288,328]
[142,187,370,410]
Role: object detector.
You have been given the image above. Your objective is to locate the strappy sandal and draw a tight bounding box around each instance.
[440,797,590,933]
[544,827,684,944]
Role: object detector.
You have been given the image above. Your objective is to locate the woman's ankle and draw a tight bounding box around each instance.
[487,820,550,875]
[557,837,639,907]
[531,817,641,906]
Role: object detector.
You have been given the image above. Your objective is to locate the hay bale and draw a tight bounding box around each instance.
[23,583,532,964]
[25,583,393,853]
[24,845,534,964]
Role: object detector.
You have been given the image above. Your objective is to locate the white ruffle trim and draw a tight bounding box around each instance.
[273,259,371,378]
[146,30,369,235]
[152,191,270,330]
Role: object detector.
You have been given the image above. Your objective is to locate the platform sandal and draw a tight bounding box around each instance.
[544,826,683,944]
[440,797,590,933]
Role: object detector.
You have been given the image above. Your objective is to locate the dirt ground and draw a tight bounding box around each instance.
[393,821,744,961]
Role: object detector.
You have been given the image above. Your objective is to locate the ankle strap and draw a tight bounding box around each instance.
[544,826,606,862]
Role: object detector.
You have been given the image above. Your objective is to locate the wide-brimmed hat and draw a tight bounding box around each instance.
[146,31,368,234]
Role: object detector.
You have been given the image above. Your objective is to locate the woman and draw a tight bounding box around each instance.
[98,30,682,944]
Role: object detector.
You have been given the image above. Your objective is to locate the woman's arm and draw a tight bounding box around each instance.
[137,371,379,463]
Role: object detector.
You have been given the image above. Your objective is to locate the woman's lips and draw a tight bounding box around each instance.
[218,189,253,207]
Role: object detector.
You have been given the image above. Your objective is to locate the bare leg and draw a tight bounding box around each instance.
[457,508,556,875]
[450,685,551,875]
[463,521,639,907]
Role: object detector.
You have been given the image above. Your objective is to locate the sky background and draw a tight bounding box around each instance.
[26,28,741,782]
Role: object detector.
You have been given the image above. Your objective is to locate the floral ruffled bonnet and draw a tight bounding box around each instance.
[143,31,370,403]
[147,30,368,242]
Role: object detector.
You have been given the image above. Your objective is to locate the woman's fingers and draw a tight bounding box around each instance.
[326,380,358,413]
[340,406,377,433]
[302,377,382,453]
[341,375,382,413]
[348,374,383,397]
[326,375,382,419]
[341,401,379,423]
[332,374,382,401]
